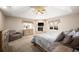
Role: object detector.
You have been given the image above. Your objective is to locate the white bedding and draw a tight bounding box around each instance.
[32,30,62,51]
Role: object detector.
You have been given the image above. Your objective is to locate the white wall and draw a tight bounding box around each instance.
[5,13,79,32]
[58,13,79,31]
[5,17,24,30]
[5,16,33,31]
[0,11,5,31]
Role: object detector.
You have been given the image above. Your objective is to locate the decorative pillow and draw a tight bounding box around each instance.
[74,28,79,32]
[73,31,79,37]
[70,37,79,48]
[67,30,76,36]
[62,35,73,44]
[55,32,65,42]
[64,29,73,35]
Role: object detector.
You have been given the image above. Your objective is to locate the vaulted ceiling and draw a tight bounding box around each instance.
[0,6,79,19]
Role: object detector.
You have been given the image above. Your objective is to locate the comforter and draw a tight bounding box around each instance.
[32,30,62,51]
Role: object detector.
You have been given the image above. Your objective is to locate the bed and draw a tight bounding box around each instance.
[32,30,63,52]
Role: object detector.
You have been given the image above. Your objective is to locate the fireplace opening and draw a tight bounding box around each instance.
[38,27,43,31]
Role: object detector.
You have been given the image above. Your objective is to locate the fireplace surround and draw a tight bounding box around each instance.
[38,22,44,31]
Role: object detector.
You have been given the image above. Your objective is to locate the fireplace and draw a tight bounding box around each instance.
[38,27,43,31]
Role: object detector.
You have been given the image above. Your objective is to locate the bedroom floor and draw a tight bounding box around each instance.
[8,35,42,52]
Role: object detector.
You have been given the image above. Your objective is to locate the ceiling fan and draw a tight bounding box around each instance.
[30,6,46,14]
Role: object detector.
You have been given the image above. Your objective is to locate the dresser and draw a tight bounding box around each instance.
[23,29,33,36]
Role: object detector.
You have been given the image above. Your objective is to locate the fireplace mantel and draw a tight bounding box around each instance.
[33,20,49,34]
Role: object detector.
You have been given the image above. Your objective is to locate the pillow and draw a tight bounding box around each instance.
[74,28,79,32]
[64,29,73,35]
[62,35,73,44]
[67,30,76,36]
[55,32,65,42]
[73,31,79,37]
[70,37,79,48]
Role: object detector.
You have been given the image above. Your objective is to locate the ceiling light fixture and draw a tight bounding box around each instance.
[31,6,45,14]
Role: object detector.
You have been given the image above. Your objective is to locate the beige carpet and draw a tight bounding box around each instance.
[8,35,42,52]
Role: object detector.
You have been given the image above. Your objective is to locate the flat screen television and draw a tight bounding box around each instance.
[38,23,44,26]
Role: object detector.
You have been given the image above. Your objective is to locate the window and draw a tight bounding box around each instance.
[54,26,58,30]
[50,27,53,29]
[23,23,33,29]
